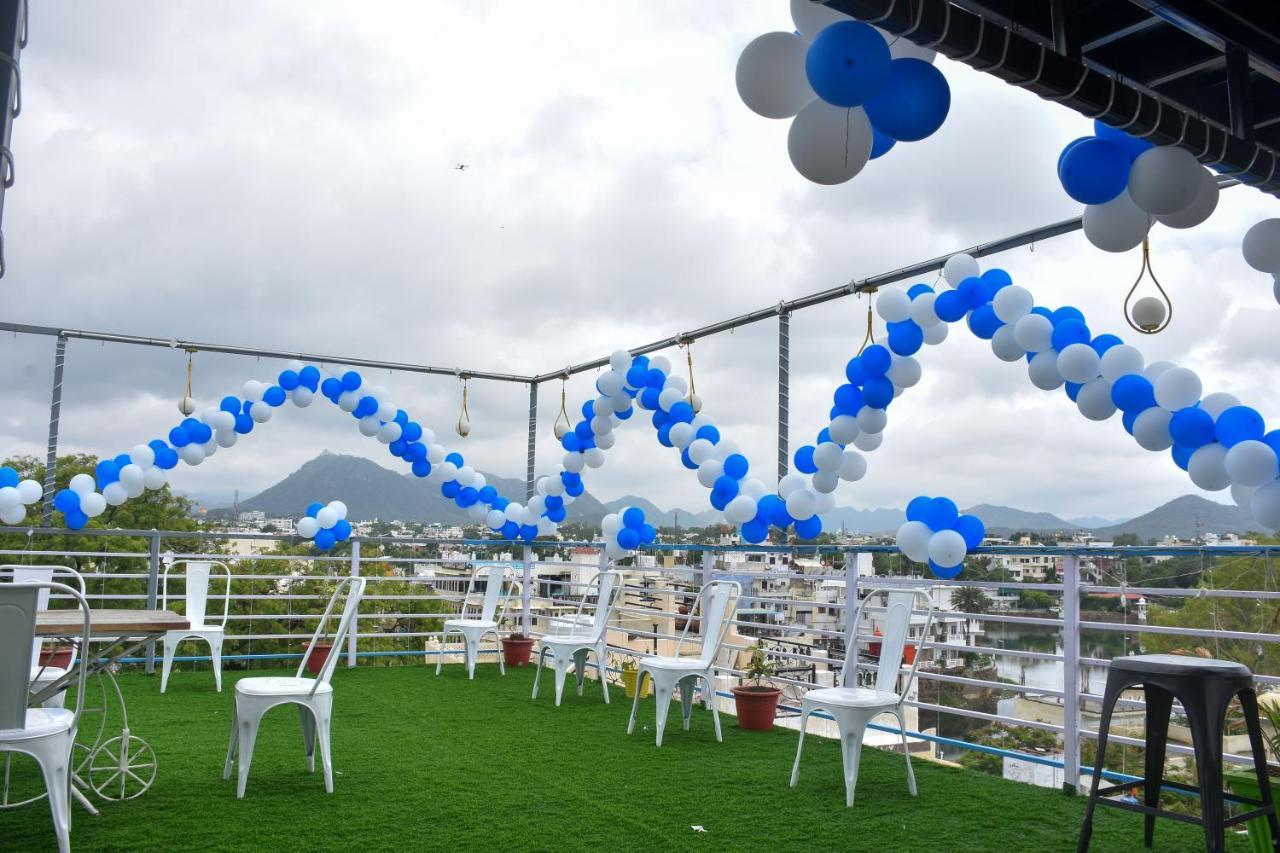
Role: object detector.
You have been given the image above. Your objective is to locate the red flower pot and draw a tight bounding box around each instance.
[732,685,782,731]
[306,641,334,675]
[502,636,534,667]
[38,645,75,670]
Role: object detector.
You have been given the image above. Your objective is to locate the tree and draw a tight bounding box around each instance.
[953,586,991,614]
[1017,590,1054,610]
[1113,532,1141,547]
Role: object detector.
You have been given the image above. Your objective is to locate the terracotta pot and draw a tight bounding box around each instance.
[306,641,334,675]
[732,685,782,731]
[903,644,917,665]
[675,605,700,633]
[38,645,75,671]
[502,636,534,667]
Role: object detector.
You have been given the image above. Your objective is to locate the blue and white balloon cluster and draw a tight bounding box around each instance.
[1057,120,1219,253]
[1241,219,1280,307]
[0,466,44,526]
[297,500,352,550]
[895,497,985,580]
[736,0,949,185]
[601,506,656,560]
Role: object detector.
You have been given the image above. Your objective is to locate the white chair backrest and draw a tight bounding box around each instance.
[574,569,623,642]
[461,564,514,624]
[295,576,367,692]
[1,565,84,669]
[842,587,935,697]
[162,560,231,629]
[673,580,742,667]
[0,581,91,732]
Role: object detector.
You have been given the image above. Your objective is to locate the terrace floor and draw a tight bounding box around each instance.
[1,663,1244,852]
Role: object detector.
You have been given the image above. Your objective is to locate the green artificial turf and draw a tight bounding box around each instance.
[0,664,1246,852]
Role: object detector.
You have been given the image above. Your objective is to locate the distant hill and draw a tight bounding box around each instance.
[1069,516,1127,528]
[818,506,909,534]
[961,504,1078,534]
[1095,495,1267,541]
[603,496,720,527]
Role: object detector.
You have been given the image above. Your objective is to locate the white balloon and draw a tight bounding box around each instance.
[0,505,25,525]
[1128,146,1203,216]
[1226,441,1279,488]
[909,292,939,327]
[297,517,319,538]
[601,513,622,536]
[725,495,758,525]
[1133,407,1174,451]
[787,100,873,185]
[504,502,524,523]
[329,500,348,520]
[1275,275,1280,307]
[1057,343,1102,384]
[688,438,715,465]
[81,491,107,517]
[741,478,768,500]
[736,32,813,120]
[1083,191,1150,253]
[242,380,265,401]
[337,391,358,413]
[812,470,840,494]
[292,387,314,407]
[597,371,624,397]
[991,324,1026,362]
[213,411,236,432]
[216,429,238,449]
[1130,296,1167,332]
[887,356,921,389]
[657,387,683,411]
[1028,350,1064,390]
[589,415,613,436]
[583,448,605,469]
[1155,166,1218,229]
[1100,345,1145,383]
[927,529,967,568]
[358,416,381,437]
[923,322,948,346]
[527,495,546,516]
[201,440,217,461]
[943,253,979,287]
[791,0,848,38]
[103,482,128,506]
[813,441,843,471]
[896,521,931,563]
[697,458,724,488]
[130,444,156,468]
[992,285,1033,324]
[1153,367,1202,411]
[876,288,912,323]
[485,509,506,529]
[1243,219,1280,273]
[778,473,806,498]
[669,422,694,449]
[1013,313,1053,353]
[1200,392,1241,420]
[377,422,402,444]
[1188,443,1231,491]
[595,431,616,450]
[853,431,883,452]
[435,461,458,482]
[316,507,338,529]
[250,403,273,423]
[142,467,167,490]
[1232,482,1259,510]
[179,443,206,465]
[828,415,860,445]
[1141,361,1175,383]
[118,464,144,490]
[1251,480,1280,529]
[16,479,42,505]
[1076,378,1117,421]
[0,487,19,511]
[537,518,558,536]
[852,406,884,436]
[609,350,631,372]
[785,488,817,521]
[839,450,867,482]
[70,473,96,496]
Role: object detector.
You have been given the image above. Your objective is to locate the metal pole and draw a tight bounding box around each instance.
[348,539,360,667]
[777,311,790,484]
[0,0,26,279]
[521,544,533,636]
[145,531,160,674]
[1061,553,1081,793]
[844,549,860,686]
[41,334,67,523]
[526,382,537,499]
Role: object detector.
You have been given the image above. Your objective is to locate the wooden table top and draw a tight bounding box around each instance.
[35,609,190,637]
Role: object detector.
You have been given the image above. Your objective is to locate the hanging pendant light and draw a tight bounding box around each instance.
[455,373,471,437]
[1124,238,1172,334]
[553,373,571,439]
[856,290,877,355]
[178,349,197,415]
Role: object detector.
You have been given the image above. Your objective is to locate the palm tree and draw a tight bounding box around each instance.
[953,586,991,615]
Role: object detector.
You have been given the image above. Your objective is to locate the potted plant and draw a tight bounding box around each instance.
[731,642,782,731]
[1225,695,1280,852]
[621,658,650,698]
[502,632,535,667]
[305,640,334,674]
[38,644,75,671]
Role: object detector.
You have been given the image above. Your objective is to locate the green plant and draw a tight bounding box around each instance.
[741,642,775,688]
[620,657,637,672]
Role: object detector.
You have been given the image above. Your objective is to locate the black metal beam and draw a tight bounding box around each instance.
[0,0,25,280]
[1226,45,1255,142]
[824,0,1280,198]
[1128,0,1280,81]
[1049,0,1080,62]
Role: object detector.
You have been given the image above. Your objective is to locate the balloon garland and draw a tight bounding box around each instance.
[600,506,655,560]
[737,0,951,185]
[895,496,986,579]
[1242,219,1280,307]
[297,500,352,550]
[0,466,44,525]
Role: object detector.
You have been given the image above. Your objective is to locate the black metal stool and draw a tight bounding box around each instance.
[1078,654,1280,852]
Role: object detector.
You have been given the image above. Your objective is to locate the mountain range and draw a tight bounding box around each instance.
[194,453,1271,539]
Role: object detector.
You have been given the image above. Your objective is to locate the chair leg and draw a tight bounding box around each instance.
[1188,693,1229,853]
[33,736,73,853]
[222,709,238,780]
[1141,685,1175,848]
[235,701,262,799]
[1079,679,1126,853]
[597,644,610,705]
[160,634,178,694]
[626,671,646,736]
[574,649,587,697]
[314,700,334,794]
[894,707,917,796]
[791,707,812,788]
[1238,689,1280,850]
[299,705,317,773]
[679,676,696,731]
[210,634,224,693]
[531,645,549,700]
[435,628,451,675]
[462,631,479,679]
[838,713,869,808]
[706,673,723,742]
[494,630,505,677]
[553,654,571,707]
[653,673,674,747]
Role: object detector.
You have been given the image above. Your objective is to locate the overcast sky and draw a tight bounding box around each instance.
[2,2,1278,520]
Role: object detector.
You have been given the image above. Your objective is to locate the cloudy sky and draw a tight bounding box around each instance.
[1,2,1277,521]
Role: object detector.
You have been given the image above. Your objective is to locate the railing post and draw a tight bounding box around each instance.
[347,539,360,667]
[700,549,714,639]
[521,544,533,635]
[1061,553,1081,794]
[844,549,860,685]
[145,531,160,674]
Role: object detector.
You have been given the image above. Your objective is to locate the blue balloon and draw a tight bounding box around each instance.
[1111,374,1156,414]
[817,428,833,445]
[0,466,17,488]
[741,518,769,544]
[1093,120,1154,162]
[1051,318,1091,351]
[478,485,497,504]
[547,505,566,523]
[298,365,321,391]
[713,475,740,503]
[521,524,539,543]
[1122,409,1138,436]
[887,319,925,354]
[1216,406,1266,447]
[1030,306,1053,320]
[861,345,892,377]
[340,370,362,392]
[402,422,423,442]
[1052,306,1085,326]
[794,445,818,474]
[95,459,120,486]
[444,452,464,467]
[305,502,323,517]
[1090,334,1123,357]
[1058,137,1130,204]
[864,58,950,141]
[668,401,694,424]
[580,400,595,421]
[833,383,864,415]
[278,370,299,391]
[615,406,633,421]
[168,426,191,448]
[65,510,89,531]
[905,495,931,522]
[953,514,985,549]
[544,494,563,511]
[321,377,342,400]
[928,559,963,580]
[355,396,378,418]
[394,409,409,425]
[640,523,657,544]
[562,432,581,452]
[500,521,520,540]
[1170,407,1215,448]
[645,369,665,389]
[723,454,749,480]
[640,387,661,410]
[934,289,967,322]
[1057,136,1091,173]
[981,269,1012,293]
[680,448,698,470]
[314,529,336,550]
[457,487,479,508]
[804,20,891,108]
[191,422,213,444]
[844,356,867,385]
[921,497,958,531]
[795,515,822,539]
[1264,430,1280,458]
[626,364,648,388]
[710,486,732,512]
[1064,382,1082,402]
[565,478,585,498]
[907,283,934,300]
[651,410,669,431]
[441,480,461,499]
[617,527,640,550]
[219,396,241,414]
[656,424,673,447]
[869,126,896,159]
[53,489,80,514]
[332,519,352,541]
[411,459,432,477]
[862,376,894,409]
[966,305,1002,340]
[493,495,511,511]
[696,425,720,444]
[1171,443,1195,471]
[955,277,986,309]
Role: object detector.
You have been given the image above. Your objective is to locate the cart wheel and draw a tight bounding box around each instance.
[86,733,156,800]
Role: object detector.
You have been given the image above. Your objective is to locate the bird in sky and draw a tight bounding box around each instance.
[455,163,468,171]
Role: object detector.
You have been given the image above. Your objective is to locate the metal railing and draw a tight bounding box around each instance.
[5,525,1279,795]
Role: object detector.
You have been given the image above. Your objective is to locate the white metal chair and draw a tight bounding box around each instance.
[1,565,85,710]
[434,564,518,680]
[222,576,366,799]
[532,569,624,706]
[0,580,91,853]
[790,587,935,807]
[160,559,231,693]
[626,579,741,746]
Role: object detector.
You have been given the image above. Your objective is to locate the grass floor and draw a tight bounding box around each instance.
[1,663,1246,852]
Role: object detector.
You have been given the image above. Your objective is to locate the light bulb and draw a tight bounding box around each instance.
[689,393,703,413]
[1130,296,1167,332]
[178,396,196,416]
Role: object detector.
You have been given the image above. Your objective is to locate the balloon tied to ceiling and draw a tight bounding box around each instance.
[737,0,951,185]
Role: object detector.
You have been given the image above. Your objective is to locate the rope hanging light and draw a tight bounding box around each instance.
[855,289,877,355]
[1124,238,1172,334]
[178,348,197,415]
[455,373,471,437]
[683,339,702,413]
[553,372,571,439]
